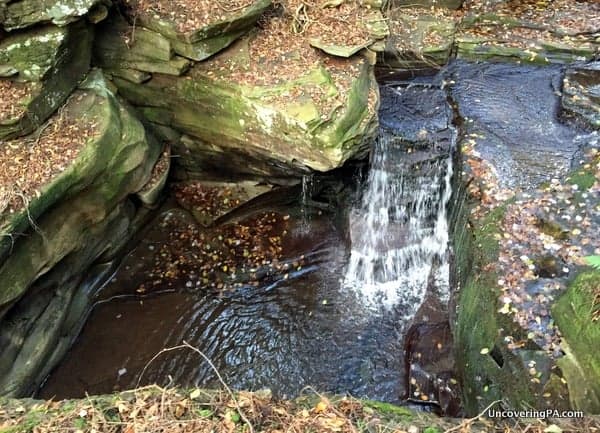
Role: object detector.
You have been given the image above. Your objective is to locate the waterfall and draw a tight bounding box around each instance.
[344,134,453,311]
[300,174,313,231]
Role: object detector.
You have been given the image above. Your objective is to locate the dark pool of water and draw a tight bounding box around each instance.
[39,200,410,403]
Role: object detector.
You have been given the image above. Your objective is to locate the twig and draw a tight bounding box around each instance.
[136,341,255,433]
[444,399,502,433]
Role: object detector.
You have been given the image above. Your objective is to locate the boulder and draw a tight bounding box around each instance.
[561,62,600,129]
[0,20,92,139]
[1,0,110,31]
[111,30,379,180]
[93,13,191,76]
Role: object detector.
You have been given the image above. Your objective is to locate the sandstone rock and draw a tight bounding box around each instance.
[122,0,271,61]
[308,7,388,58]
[383,9,456,69]
[0,71,161,311]
[93,14,191,76]
[0,21,92,139]
[112,34,378,180]
[1,0,110,31]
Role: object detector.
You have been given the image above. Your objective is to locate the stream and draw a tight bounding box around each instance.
[39,61,587,416]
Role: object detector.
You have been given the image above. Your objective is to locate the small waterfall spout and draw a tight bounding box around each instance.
[344,134,453,310]
[300,174,313,231]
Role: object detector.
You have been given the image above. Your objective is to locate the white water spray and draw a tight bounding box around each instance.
[344,134,453,311]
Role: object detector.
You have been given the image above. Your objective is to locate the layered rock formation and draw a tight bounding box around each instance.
[95,0,382,180]
[382,0,599,69]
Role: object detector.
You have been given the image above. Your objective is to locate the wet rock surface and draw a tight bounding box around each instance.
[562,62,600,130]
[448,62,586,190]
[453,60,600,415]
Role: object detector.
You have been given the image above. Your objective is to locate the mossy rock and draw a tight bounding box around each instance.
[553,271,600,413]
[112,38,378,179]
[126,0,271,61]
[1,25,70,81]
[455,19,598,65]
[1,0,110,30]
[0,202,138,397]
[0,70,161,311]
[453,201,554,415]
[0,20,92,140]
[93,13,191,76]
[382,10,455,69]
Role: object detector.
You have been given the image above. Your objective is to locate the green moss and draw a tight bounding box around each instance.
[362,400,413,418]
[454,198,538,415]
[553,271,600,413]
[566,169,596,191]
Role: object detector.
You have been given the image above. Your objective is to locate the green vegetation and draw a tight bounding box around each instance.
[454,197,539,415]
[553,271,600,412]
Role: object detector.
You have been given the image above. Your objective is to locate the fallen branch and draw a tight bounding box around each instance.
[136,341,255,433]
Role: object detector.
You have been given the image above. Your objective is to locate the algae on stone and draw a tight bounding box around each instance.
[112,34,378,179]
[0,25,69,81]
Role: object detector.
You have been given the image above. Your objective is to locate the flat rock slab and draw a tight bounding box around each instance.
[122,0,271,61]
[306,1,388,58]
[173,180,272,226]
[456,0,599,64]
[383,8,456,69]
[0,21,92,139]
[449,62,586,190]
[1,0,109,30]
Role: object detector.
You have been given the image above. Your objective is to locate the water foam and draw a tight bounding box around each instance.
[344,134,453,311]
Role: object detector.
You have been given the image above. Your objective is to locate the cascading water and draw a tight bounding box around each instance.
[344,120,454,311]
[300,173,313,231]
